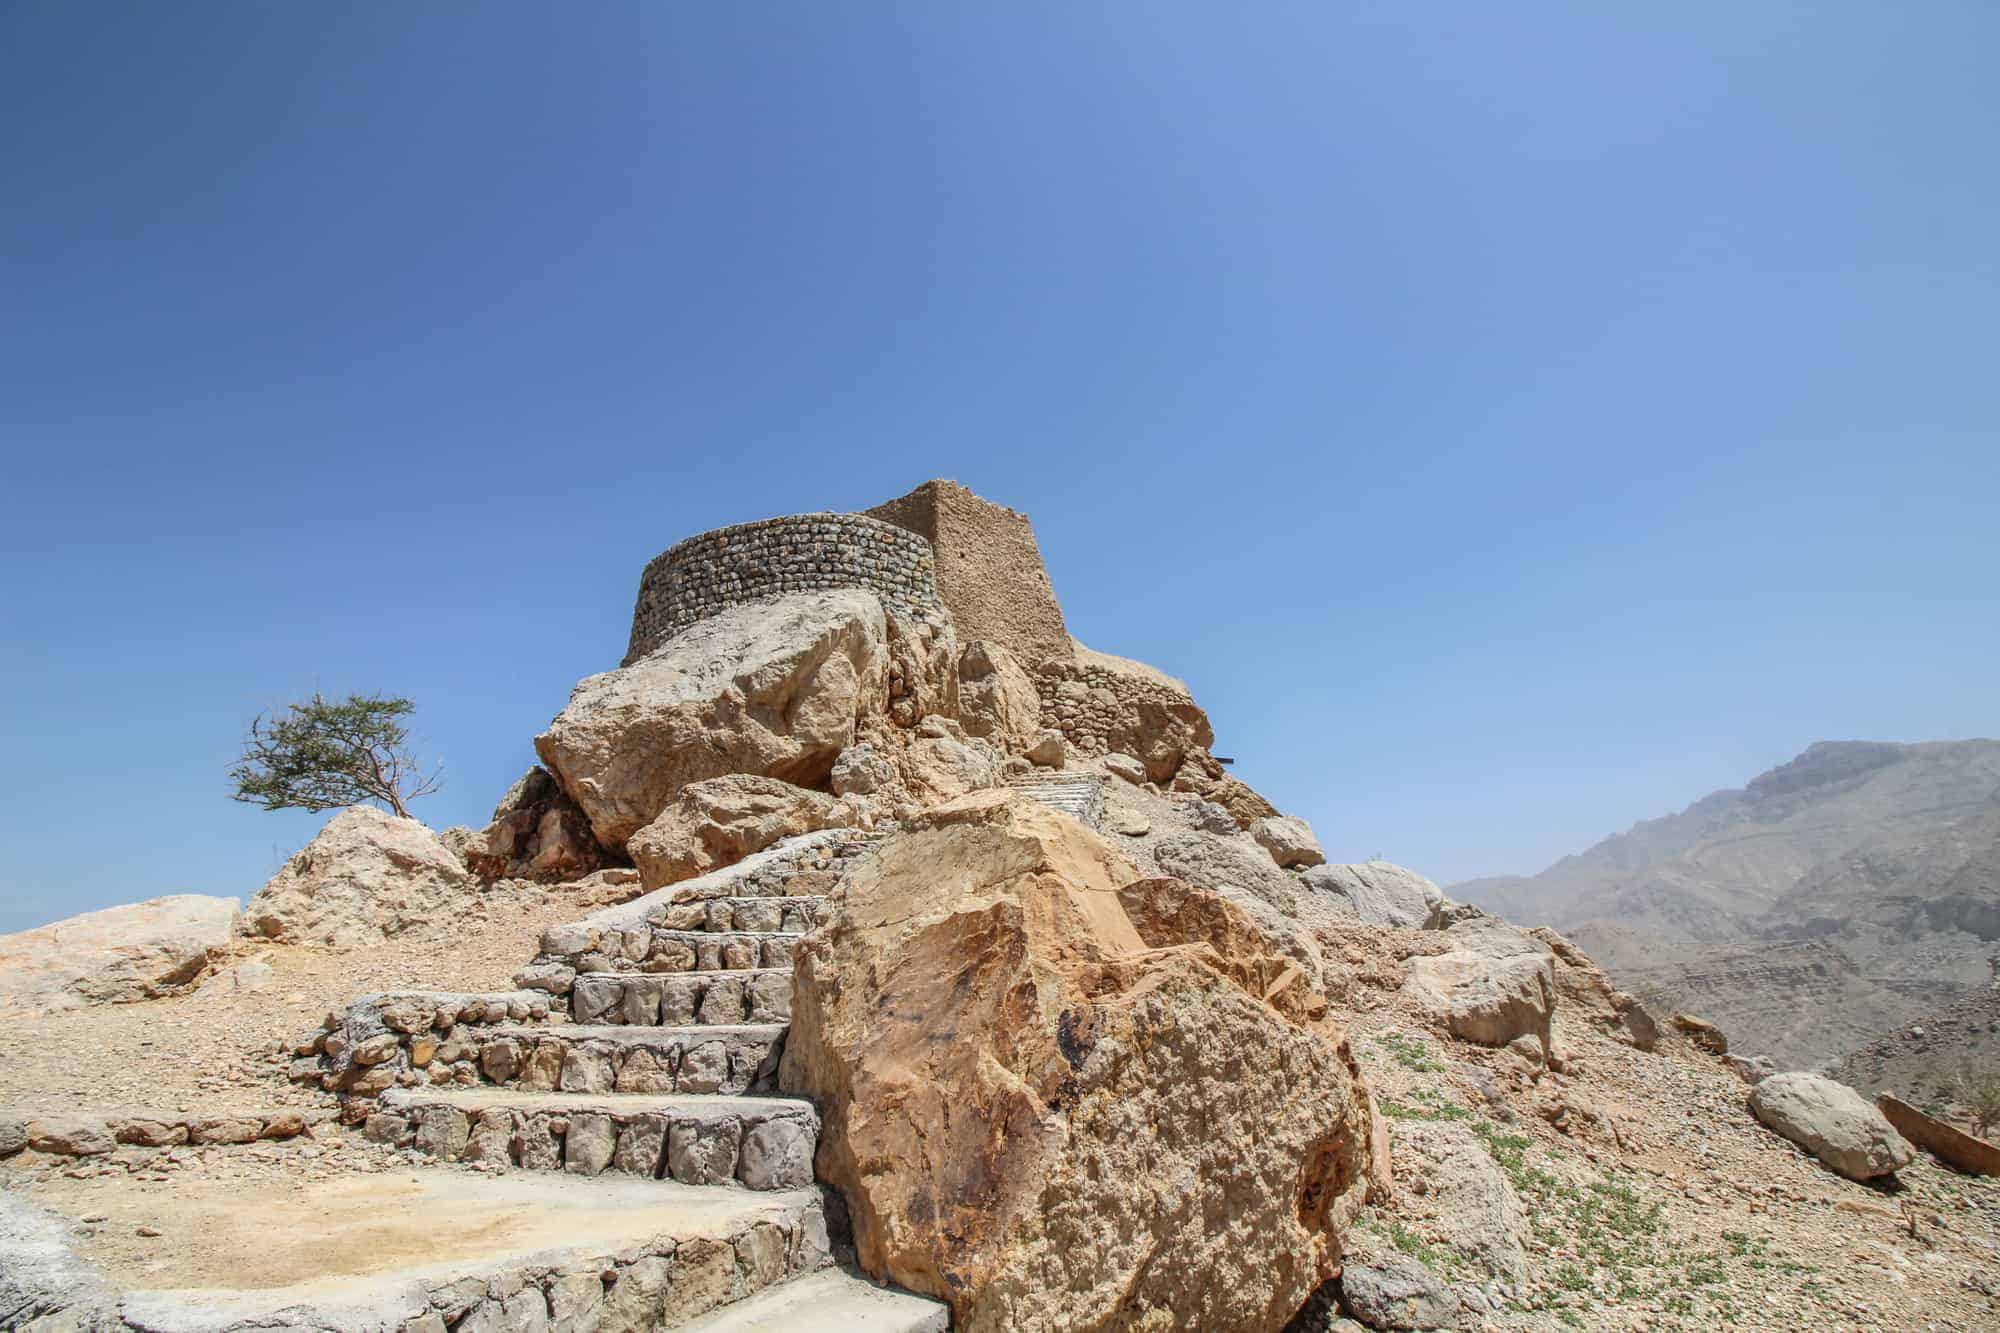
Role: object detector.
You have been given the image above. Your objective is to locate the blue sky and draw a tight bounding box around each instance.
[3,3,1995,932]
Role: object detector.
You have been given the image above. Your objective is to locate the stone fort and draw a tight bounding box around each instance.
[623,479,1213,771]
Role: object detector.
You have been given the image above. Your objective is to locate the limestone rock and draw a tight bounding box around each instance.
[627,775,842,890]
[1403,921,1555,1055]
[464,766,603,882]
[0,895,238,1017]
[1152,829,1300,918]
[243,807,473,948]
[782,791,1376,1333]
[1338,1260,1456,1331]
[1251,815,1326,868]
[1302,863,1445,930]
[536,590,889,848]
[830,742,899,798]
[1748,1072,1915,1181]
[1392,1121,1529,1284]
[1672,1012,1729,1055]
[1025,730,1066,768]
[954,640,1042,753]
[896,734,1002,806]
[1103,752,1147,785]
[1204,775,1281,830]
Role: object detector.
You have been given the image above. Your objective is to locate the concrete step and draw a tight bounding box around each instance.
[676,1266,950,1332]
[571,968,793,1026]
[650,894,830,935]
[474,1023,785,1097]
[379,1087,820,1191]
[8,1169,835,1332]
[1005,773,1106,828]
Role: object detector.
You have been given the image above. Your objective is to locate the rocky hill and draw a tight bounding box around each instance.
[5,487,1998,1332]
[1455,740,2000,1070]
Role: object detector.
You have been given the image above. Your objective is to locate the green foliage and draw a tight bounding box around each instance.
[1372,1030,1444,1073]
[229,692,441,819]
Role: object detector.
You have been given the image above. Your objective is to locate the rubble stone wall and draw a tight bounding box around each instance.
[624,513,941,664]
[1034,656,1211,757]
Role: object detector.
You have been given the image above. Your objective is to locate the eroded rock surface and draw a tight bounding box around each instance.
[626,774,843,890]
[0,896,238,1018]
[782,791,1376,1333]
[1304,863,1445,929]
[536,590,889,848]
[243,807,471,948]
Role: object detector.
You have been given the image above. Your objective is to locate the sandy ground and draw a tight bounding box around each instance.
[0,877,593,1116]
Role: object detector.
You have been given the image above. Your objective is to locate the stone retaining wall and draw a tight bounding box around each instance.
[624,513,942,664]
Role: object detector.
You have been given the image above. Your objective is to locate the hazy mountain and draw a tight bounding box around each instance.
[1453,740,2000,1068]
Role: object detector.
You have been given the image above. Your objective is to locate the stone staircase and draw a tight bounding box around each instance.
[309,829,944,1332]
[1006,770,1106,829]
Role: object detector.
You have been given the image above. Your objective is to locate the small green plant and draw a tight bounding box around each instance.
[230,692,441,818]
[1371,1030,1444,1073]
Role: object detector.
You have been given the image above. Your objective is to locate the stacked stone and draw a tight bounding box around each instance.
[625,513,942,664]
[1033,660,1198,756]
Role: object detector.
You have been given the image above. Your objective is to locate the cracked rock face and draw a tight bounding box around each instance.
[243,806,470,949]
[535,590,890,849]
[781,790,1378,1333]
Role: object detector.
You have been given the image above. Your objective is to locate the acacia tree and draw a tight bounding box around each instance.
[229,692,441,819]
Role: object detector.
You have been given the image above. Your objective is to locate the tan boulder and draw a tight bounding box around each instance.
[1251,815,1326,868]
[535,590,889,848]
[1402,919,1556,1055]
[243,806,472,948]
[954,640,1042,753]
[782,791,1377,1332]
[1749,1073,1914,1181]
[0,895,238,1017]
[896,732,1003,806]
[627,775,843,890]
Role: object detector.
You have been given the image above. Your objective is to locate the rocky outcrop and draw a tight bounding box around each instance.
[0,895,238,1017]
[955,640,1042,753]
[1035,640,1216,782]
[243,807,472,948]
[1748,1072,1916,1181]
[536,590,890,849]
[1152,828,1301,918]
[782,791,1376,1332]
[1402,919,1556,1055]
[463,766,603,883]
[1304,863,1446,929]
[626,775,844,890]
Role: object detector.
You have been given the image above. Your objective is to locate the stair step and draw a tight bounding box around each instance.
[473,1023,785,1096]
[649,895,830,935]
[571,968,793,1026]
[633,930,800,972]
[19,1168,837,1332]
[676,1266,950,1332]
[379,1088,819,1191]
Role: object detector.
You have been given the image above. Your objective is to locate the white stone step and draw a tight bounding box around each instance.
[675,1266,950,1332]
[571,968,793,1026]
[379,1088,818,1190]
[474,1023,785,1097]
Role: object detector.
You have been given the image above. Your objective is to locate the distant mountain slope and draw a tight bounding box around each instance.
[1453,740,2000,1067]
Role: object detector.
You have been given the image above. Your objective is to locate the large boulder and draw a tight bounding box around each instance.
[1748,1073,1915,1181]
[782,791,1377,1333]
[1151,829,1300,918]
[954,640,1043,753]
[242,806,472,948]
[462,766,602,883]
[1251,815,1326,869]
[1301,863,1445,929]
[1402,920,1555,1055]
[626,774,844,890]
[536,590,889,849]
[0,895,238,1017]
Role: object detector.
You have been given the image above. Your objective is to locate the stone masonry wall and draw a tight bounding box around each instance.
[865,480,1073,670]
[624,513,942,665]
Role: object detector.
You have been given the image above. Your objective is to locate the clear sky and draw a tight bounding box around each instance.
[3,3,1995,932]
